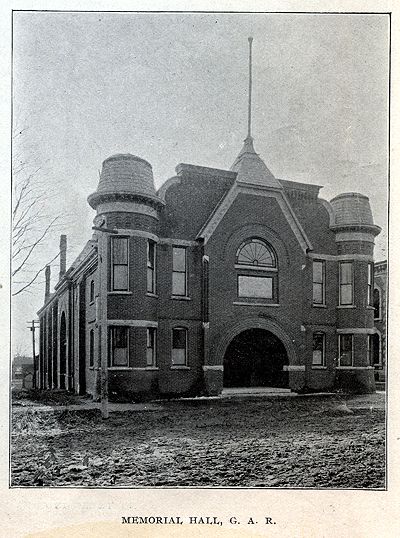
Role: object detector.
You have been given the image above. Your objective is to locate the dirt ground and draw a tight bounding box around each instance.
[11,392,385,489]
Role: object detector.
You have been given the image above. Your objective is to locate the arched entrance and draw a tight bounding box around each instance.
[223,328,289,388]
[59,312,67,390]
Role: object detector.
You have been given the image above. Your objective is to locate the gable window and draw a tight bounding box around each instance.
[147,240,156,294]
[236,238,278,301]
[146,327,157,367]
[367,263,374,306]
[339,262,353,306]
[339,334,353,366]
[89,280,95,303]
[111,237,129,291]
[236,238,276,268]
[89,329,94,367]
[312,332,325,366]
[373,288,381,320]
[172,247,187,296]
[109,326,129,367]
[172,327,187,366]
[312,261,325,305]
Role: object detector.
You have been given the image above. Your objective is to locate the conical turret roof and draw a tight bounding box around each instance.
[230,136,282,189]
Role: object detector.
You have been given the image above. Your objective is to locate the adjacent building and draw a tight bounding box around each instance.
[37,131,382,399]
[373,260,387,383]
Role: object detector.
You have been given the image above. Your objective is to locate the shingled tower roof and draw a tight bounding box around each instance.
[88,153,163,210]
[230,136,282,189]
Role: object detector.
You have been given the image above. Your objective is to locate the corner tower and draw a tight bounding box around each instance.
[330,192,381,392]
[88,154,164,401]
[88,153,164,233]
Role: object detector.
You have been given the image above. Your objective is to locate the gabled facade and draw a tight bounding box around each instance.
[38,136,381,399]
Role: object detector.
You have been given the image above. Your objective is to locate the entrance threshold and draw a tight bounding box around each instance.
[222,387,292,397]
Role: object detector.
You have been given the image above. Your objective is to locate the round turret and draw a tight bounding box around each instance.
[329,191,381,255]
[88,154,164,210]
[330,192,375,228]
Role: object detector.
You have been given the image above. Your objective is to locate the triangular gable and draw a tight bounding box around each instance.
[197,183,313,253]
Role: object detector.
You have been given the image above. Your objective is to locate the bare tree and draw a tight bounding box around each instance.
[12,127,62,296]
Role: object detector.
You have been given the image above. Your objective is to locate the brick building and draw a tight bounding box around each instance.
[37,134,382,398]
[373,260,387,383]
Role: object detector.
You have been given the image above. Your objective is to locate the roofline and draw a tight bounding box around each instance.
[176,163,237,180]
[197,182,313,253]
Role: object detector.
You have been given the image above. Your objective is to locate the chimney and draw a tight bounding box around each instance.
[59,234,67,280]
[45,265,51,300]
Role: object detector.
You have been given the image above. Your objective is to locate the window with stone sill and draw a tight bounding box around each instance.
[146,327,157,367]
[109,326,129,367]
[338,334,353,367]
[367,263,374,307]
[236,238,278,301]
[339,261,354,306]
[110,236,129,291]
[373,288,381,320]
[89,279,95,303]
[312,260,325,305]
[312,332,326,366]
[172,327,187,366]
[147,240,156,294]
[172,247,187,296]
[89,329,94,367]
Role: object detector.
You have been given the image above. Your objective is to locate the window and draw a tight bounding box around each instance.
[90,280,95,303]
[367,263,374,306]
[368,334,380,367]
[236,238,276,268]
[146,328,157,367]
[172,247,187,296]
[238,275,273,299]
[373,288,381,320]
[312,261,325,305]
[147,240,156,294]
[111,237,129,291]
[312,332,325,366]
[339,262,353,305]
[89,329,94,367]
[109,326,129,366]
[339,334,353,366]
[172,328,187,366]
[235,238,278,301]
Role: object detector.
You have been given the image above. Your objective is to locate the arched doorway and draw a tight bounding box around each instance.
[59,312,67,390]
[223,328,289,388]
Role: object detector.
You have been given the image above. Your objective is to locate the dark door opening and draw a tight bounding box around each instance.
[59,312,67,390]
[223,328,289,388]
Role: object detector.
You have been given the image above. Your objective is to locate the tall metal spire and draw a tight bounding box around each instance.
[247,37,253,140]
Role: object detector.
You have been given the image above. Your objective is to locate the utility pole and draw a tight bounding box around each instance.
[92,224,118,419]
[27,320,39,389]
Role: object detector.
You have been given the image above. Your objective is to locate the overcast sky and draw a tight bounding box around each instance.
[12,12,389,354]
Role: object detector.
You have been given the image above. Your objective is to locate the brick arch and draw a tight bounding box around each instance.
[211,317,298,367]
[223,223,292,267]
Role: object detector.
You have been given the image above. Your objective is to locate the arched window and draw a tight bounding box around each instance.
[236,238,276,268]
[373,288,381,320]
[235,238,278,302]
[89,329,94,367]
[90,280,95,303]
